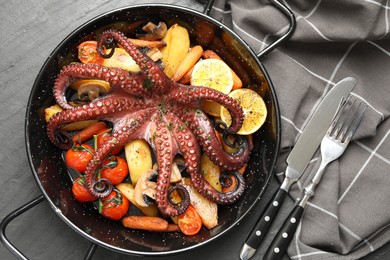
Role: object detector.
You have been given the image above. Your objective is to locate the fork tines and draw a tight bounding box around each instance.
[327,96,367,143]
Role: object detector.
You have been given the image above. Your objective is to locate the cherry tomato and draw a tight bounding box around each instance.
[72,176,97,202]
[178,205,202,235]
[65,143,94,173]
[100,190,129,221]
[96,128,122,155]
[100,156,129,185]
[78,41,104,65]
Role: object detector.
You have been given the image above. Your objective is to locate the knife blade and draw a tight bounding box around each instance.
[240,77,356,260]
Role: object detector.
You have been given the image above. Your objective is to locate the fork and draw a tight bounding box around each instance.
[263,96,367,260]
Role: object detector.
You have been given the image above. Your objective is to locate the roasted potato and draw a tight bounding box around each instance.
[160,24,190,78]
[124,139,153,185]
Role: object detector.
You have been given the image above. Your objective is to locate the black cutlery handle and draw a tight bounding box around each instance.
[263,205,304,260]
[245,187,287,249]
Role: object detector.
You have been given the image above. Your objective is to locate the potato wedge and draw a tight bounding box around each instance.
[201,153,222,192]
[160,24,190,78]
[45,104,62,122]
[62,120,99,132]
[116,182,159,217]
[182,178,218,229]
[124,139,153,185]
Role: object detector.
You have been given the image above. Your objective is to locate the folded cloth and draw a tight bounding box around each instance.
[210,0,390,259]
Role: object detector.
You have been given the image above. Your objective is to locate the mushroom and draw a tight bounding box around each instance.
[145,47,163,62]
[171,157,186,182]
[139,47,164,70]
[73,80,110,101]
[134,170,158,207]
[136,21,167,41]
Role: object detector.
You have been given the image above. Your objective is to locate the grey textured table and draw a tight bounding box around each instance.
[0,0,388,259]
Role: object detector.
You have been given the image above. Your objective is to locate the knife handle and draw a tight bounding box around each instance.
[263,205,304,260]
[245,187,287,249]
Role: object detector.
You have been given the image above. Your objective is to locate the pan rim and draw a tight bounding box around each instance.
[25,3,281,256]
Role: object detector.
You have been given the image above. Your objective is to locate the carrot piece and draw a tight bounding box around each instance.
[202,50,243,89]
[122,216,169,232]
[72,121,106,144]
[164,223,180,232]
[172,45,203,82]
[178,66,194,84]
[127,38,166,48]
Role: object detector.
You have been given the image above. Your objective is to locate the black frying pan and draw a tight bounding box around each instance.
[1,1,294,258]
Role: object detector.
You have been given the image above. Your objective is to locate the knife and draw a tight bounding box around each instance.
[239,77,356,260]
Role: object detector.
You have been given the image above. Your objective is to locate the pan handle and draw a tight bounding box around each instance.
[0,195,45,260]
[257,0,296,58]
[200,0,296,58]
[0,195,97,260]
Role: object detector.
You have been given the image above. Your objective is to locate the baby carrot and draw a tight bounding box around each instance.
[122,215,169,232]
[172,45,203,82]
[72,121,106,144]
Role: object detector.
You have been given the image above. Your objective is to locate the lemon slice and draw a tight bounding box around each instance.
[191,59,234,116]
[220,88,267,135]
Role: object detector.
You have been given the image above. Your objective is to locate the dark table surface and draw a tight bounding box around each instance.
[1,0,389,259]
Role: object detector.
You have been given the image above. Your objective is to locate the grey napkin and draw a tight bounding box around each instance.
[211,0,390,259]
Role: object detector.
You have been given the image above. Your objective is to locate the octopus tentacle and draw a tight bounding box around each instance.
[96,29,172,95]
[152,117,190,217]
[174,106,252,171]
[53,63,149,109]
[170,114,246,204]
[168,84,244,133]
[47,94,145,149]
[83,108,156,198]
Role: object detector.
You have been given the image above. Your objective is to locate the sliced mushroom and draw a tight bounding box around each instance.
[134,170,158,207]
[146,47,163,62]
[172,157,187,182]
[137,21,167,41]
[75,80,110,101]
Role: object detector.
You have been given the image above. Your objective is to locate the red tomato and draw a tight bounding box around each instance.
[65,143,94,173]
[178,205,202,235]
[100,156,129,185]
[78,41,104,65]
[96,128,122,155]
[100,190,129,221]
[72,176,97,202]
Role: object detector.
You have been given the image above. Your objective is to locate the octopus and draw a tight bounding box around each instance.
[47,29,253,217]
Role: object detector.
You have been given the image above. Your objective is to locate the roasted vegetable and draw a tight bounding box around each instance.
[160,24,190,78]
[134,170,157,207]
[201,153,222,192]
[172,45,203,82]
[72,121,106,144]
[124,139,153,185]
[116,182,159,217]
[122,215,170,232]
[182,178,218,229]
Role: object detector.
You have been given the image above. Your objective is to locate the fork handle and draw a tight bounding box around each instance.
[263,204,305,260]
